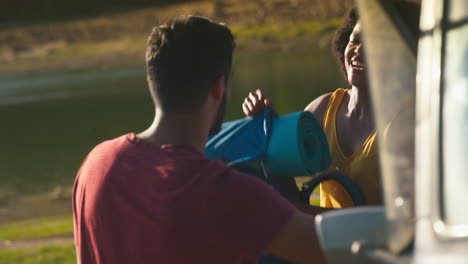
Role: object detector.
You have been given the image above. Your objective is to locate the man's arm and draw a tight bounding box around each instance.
[267,210,327,264]
[260,93,334,264]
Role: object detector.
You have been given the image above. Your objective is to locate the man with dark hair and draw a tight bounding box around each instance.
[73,16,325,264]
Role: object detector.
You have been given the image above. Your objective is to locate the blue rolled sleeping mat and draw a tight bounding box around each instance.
[205,108,331,178]
[206,108,365,207]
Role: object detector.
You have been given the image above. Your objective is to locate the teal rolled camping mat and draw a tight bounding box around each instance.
[233,111,331,177]
[265,111,331,177]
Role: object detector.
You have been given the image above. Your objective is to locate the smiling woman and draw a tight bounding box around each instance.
[242,7,381,208]
[304,8,380,208]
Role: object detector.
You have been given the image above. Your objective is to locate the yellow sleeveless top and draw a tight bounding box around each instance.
[320,88,381,208]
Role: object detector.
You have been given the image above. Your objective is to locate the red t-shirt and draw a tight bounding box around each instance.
[73,133,295,264]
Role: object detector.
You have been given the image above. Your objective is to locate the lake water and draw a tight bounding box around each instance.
[0,47,345,197]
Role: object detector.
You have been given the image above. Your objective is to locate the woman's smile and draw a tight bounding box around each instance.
[344,22,367,88]
[350,57,365,71]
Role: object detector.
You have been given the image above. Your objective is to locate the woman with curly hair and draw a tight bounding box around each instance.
[243,8,381,208]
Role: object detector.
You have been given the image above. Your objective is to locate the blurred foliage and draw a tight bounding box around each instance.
[1,0,352,29]
[0,0,352,73]
[1,0,195,26]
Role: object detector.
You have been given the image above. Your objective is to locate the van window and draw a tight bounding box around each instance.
[442,0,468,227]
[357,0,419,253]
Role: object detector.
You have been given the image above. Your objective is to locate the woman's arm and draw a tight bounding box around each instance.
[304,93,333,126]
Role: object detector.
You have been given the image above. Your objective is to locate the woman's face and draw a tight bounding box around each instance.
[344,22,367,89]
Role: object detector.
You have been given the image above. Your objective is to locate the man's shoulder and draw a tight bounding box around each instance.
[80,134,134,169]
[89,133,133,154]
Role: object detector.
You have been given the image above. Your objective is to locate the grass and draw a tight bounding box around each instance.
[0,244,76,264]
[0,215,75,263]
[0,215,73,241]
[232,18,342,46]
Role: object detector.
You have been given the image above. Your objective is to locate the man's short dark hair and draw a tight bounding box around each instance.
[146,16,235,112]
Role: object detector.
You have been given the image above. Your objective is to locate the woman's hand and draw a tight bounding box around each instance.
[242,89,273,117]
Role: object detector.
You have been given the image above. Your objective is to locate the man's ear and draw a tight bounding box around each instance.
[210,75,225,101]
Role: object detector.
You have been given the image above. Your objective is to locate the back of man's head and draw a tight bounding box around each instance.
[146,16,235,113]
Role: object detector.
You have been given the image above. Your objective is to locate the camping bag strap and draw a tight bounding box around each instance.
[299,171,365,206]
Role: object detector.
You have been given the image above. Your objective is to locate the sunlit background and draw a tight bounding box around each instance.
[0,0,352,262]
